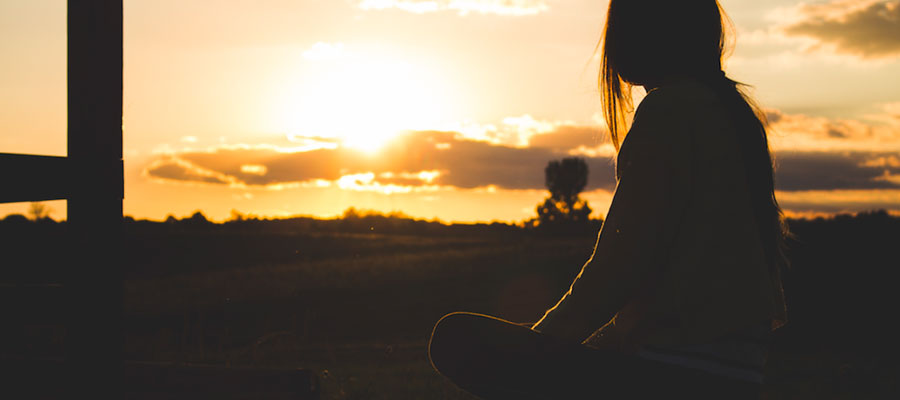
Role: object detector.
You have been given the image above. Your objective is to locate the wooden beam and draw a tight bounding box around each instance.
[65,0,123,397]
[0,154,69,203]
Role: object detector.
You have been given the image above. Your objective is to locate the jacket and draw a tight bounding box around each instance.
[532,79,787,352]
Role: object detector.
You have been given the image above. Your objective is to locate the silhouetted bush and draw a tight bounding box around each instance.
[529,157,602,235]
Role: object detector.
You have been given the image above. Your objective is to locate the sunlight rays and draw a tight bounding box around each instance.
[275,45,460,154]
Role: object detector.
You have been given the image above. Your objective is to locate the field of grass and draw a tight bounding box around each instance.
[4,212,899,398]
[121,230,594,399]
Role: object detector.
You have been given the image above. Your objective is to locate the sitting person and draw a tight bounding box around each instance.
[428,1,789,399]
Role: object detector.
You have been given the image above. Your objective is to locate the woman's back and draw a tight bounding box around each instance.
[585,80,786,352]
[428,82,781,397]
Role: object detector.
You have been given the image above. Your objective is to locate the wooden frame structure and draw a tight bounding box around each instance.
[2,2,319,398]
[0,1,124,396]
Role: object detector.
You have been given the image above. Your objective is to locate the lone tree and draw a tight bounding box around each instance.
[536,157,592,227]
[27,202,52,221]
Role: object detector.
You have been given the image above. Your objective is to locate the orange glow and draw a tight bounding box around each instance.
[336,171,444,194]
[273,47,461,153]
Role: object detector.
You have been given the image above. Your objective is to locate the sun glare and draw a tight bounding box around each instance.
[276,48,458,153]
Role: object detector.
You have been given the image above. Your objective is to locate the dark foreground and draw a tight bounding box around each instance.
[2,211,899,399]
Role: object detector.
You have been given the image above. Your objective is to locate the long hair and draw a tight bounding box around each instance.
[599,0,791,272]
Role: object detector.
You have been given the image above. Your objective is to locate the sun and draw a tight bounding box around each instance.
[275,48,458,153]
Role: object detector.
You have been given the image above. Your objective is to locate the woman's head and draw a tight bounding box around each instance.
[604,1,726,87]
[601,0,731,148]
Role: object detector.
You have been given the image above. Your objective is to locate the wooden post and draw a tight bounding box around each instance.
[66,0,123,397]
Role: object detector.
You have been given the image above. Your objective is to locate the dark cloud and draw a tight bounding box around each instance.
[379,131,617,190]
[145,131,619,191]
[147,159,230,185]
[782,1,900,59]
[180,147,343,185]
[826,128,847,139]
[775,151,900,191]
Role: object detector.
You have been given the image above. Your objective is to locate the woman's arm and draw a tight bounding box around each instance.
[531,88,693,343]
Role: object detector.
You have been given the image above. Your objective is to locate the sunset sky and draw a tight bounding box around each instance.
[2,0,900,222]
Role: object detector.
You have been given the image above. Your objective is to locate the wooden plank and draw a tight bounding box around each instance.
[0,153,69,203]
[65,1,124,397]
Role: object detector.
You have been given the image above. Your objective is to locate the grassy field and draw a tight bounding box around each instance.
[4,213,899,398]
[122,230,593,399]
[118,226,896,399]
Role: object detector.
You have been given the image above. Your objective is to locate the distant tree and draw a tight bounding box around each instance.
[342,207,362,220]
[230,209,247,222]
[27,202,51,221]
[187,211,210,224]
[535,157,593,229]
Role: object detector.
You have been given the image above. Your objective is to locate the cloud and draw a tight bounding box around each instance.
[775,151,900,191]
[528,125,606,152]
[780,0,900,59]
[145,130,618,192]
[355,0,549,16]
[761,109,900,191]
[440,114,571,147]
[766,108,900,152]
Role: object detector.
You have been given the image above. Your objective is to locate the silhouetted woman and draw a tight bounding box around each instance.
[428,1,789,398]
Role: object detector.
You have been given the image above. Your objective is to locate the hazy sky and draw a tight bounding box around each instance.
[2,0,900,222]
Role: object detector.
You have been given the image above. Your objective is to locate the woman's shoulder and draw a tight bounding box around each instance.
[617,83,708,174]
[627,80,714,144]
[630,80,725,145]
[639,80,717,115]
[618,80,724,174]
